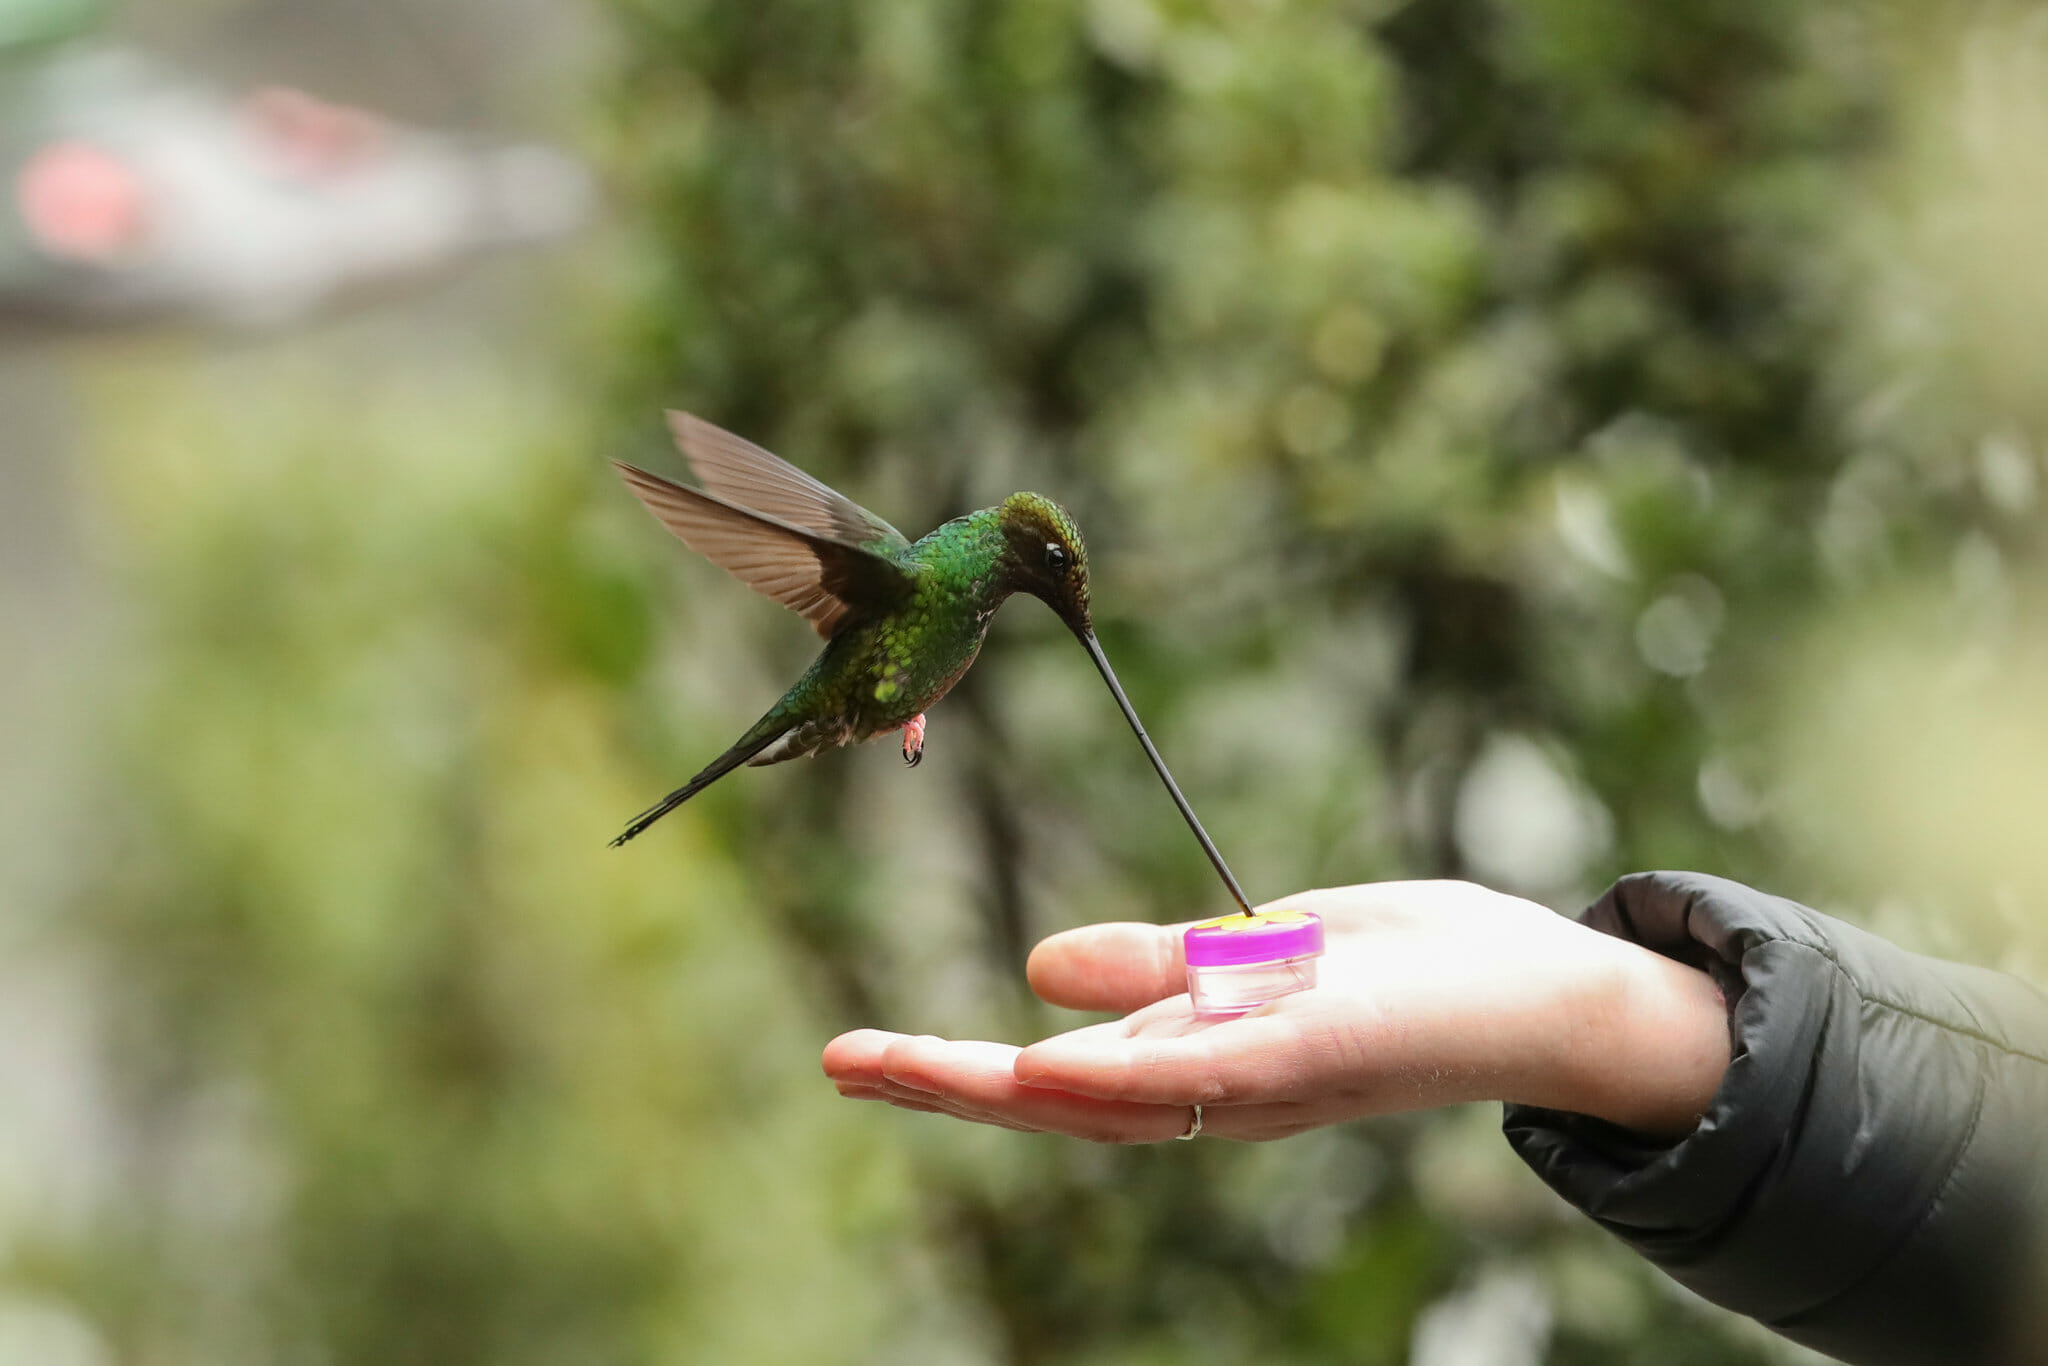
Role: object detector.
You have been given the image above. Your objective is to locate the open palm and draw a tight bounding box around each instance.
[824,881,1729,1142]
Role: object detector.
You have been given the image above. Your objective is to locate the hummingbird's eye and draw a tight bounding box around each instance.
[1044,543,1069,574]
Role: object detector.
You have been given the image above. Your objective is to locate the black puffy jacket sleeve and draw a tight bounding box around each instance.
[1502,872,2048,1366]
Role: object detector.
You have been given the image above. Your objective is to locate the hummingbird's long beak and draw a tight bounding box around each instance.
[1077,629,1254,917]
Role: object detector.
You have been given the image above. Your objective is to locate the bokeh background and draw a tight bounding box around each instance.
[4,0,2047,1362]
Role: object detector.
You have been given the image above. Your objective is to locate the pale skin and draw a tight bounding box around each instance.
[823,881,1732,1143]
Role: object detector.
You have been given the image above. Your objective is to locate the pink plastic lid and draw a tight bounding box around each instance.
[1183,908,1324,967]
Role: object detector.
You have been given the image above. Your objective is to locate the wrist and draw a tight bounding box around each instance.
[1527,931,1733,1139]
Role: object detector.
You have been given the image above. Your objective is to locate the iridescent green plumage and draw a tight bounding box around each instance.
[738,510,1017,759]
[610,414,1250,916]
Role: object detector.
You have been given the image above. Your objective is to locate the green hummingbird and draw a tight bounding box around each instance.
[609,411,1253,915]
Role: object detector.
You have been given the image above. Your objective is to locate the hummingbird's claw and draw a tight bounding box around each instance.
[902,713,926,767]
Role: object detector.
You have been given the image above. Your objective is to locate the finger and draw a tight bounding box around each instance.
[831,1029,1186,1139]
[881,1035,1191,1143]
[1013,1005,1326,1106]
[886,1089,1040,1132]
[856,1078,1044,1131]
[1026,922,1187,1013]
[830,1033,1037,1120]
[846,1075,1340,1144]
[822,1028,909,1086]
[833,1081,950,1115]
[833,1031,1040,1128]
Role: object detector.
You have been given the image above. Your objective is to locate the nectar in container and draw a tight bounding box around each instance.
[1184,908,1325,1017]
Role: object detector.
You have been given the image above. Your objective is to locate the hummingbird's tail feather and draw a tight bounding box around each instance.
[610,722,791,847]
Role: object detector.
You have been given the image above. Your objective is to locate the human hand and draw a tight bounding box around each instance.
[823,881,1729,1142]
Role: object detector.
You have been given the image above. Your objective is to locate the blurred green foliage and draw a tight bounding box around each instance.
[16,0,2048,1363]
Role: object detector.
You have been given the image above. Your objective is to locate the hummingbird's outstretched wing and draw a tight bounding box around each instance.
[667,412,912,555]
[613,462,915,638]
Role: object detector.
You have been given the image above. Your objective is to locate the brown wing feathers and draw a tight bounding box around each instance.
[612,456,912,639]
[666,411,908,551]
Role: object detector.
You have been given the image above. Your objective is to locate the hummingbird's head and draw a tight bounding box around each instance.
[998,492,1092,635]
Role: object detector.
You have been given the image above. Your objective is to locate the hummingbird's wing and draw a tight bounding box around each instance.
[666,412,912,555]
[614,462,916,638]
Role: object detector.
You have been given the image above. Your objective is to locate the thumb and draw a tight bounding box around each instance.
[1027,921,1188,1013]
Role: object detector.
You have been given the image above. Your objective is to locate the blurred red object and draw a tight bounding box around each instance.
[15,140,147,262]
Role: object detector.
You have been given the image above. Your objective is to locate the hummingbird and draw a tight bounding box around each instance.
[609,411,1253,916]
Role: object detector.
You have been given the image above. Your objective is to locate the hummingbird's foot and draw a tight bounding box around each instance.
[901,713,926,768]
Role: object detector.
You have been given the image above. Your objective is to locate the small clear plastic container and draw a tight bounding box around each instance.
[1184,909,1325,1017]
